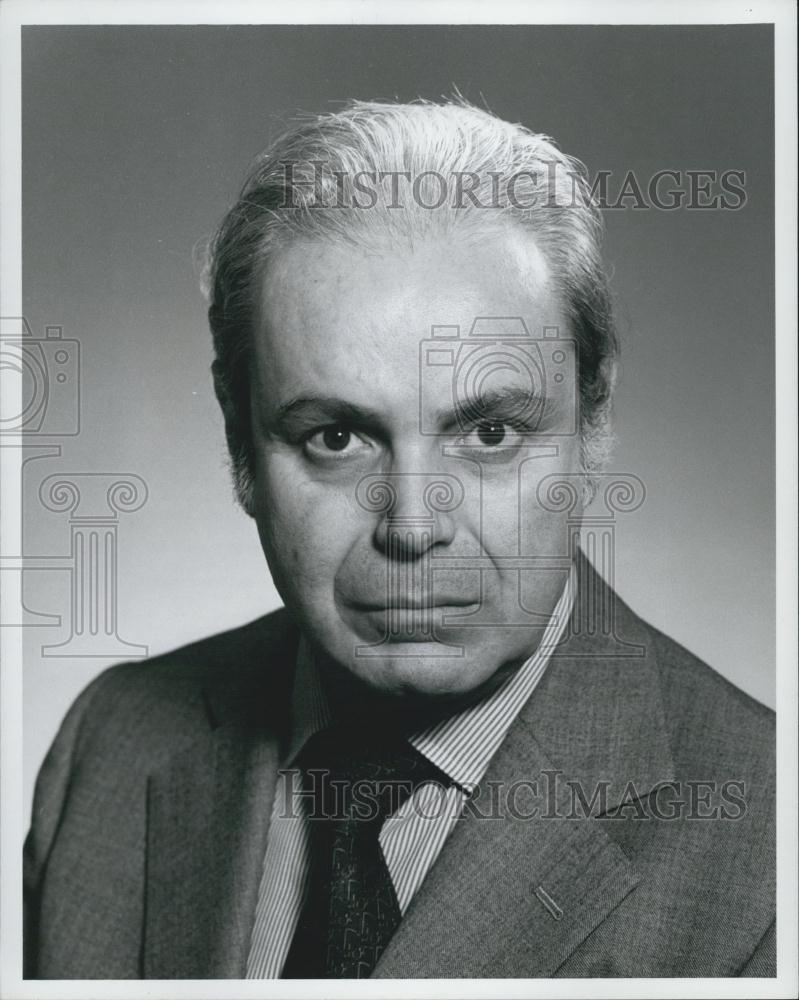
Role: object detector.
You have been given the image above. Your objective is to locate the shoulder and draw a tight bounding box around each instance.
[56,606,299,763]
[27,607,298,867]
[25,607,298,977]
[597,600,775,973]
[643,615,774,777]
[626,603,775,873]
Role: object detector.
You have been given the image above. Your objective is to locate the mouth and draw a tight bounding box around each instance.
[348,589,480,610]
[346,600,481,640]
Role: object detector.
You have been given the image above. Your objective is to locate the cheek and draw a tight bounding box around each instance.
[476,449,582,556]
[253,457,358,603]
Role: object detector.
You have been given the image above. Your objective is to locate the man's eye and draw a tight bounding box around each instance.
[474,421,507,446]
[322,426,351,451]
[457,420,524,453]
[303,425,371,460]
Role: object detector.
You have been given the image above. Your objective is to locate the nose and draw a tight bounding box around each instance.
[357,470,462,560]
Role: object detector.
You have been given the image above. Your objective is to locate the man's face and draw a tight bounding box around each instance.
[250,225,583,706]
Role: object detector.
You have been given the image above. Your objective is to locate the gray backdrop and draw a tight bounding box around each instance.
[19,24,774,815]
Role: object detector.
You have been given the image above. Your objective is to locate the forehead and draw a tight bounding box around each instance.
[253,226,567,405]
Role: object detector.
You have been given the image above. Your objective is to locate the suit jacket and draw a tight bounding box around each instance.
[24,559,775,978]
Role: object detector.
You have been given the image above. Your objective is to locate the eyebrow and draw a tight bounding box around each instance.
[435,385,550,428]
[270,386,552,434]
[272,396,384,428]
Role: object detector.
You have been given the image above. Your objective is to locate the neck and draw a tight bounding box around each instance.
[312,647,528,736]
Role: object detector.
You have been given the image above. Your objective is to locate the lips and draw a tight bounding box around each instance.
[336,569,483,640]
[349,597,478,611]
[345,598,481,643]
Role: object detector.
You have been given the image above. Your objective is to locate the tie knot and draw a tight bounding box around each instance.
[296,725,448,825]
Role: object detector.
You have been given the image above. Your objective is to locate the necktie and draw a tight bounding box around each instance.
[281,725,449,979]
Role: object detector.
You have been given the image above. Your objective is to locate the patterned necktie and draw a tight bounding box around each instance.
[281,725,449,979]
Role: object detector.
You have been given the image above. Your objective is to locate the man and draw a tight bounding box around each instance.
[24,99,775,979]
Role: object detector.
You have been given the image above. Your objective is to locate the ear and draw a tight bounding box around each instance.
[601,356,620,399]
[211,359,238,428]
[211,357,245,470]
[211,359,257,517]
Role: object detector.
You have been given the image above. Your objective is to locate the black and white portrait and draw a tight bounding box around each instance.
[1,4,794,996]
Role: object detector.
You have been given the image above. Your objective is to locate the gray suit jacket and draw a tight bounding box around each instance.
[24,560,775,978]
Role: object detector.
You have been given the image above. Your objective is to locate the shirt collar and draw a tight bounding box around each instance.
[408,564,576,792]
[284,564,576,791]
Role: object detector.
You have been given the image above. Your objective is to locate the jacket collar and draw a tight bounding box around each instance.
[525,551,675,815]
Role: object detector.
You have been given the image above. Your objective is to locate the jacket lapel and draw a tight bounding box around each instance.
[142,617,298,978]
[374,561,676,978]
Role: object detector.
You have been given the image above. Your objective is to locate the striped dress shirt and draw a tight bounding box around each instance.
[246,565,576,978]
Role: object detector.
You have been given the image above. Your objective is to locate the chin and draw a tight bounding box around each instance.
[348,644,496,701]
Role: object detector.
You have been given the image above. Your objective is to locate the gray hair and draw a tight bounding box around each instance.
[203,98,618,514]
